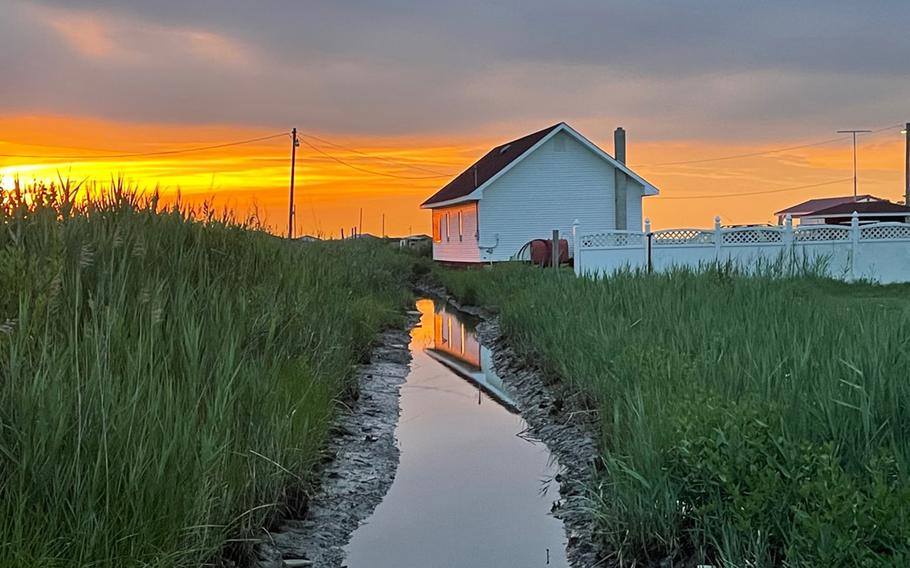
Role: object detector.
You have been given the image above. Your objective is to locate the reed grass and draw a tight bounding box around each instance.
[0,180,413,566]
[438,263,910,566]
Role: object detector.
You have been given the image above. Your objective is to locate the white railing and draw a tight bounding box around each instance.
[571,213,910,284]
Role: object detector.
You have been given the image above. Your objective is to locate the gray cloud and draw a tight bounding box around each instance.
[2,0,908,142]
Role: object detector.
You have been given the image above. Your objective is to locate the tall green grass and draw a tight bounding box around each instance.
[0,181,413,566]
[439,263,910,566]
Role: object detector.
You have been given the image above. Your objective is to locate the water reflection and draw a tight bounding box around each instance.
[343,298,568,568]
[426,303,518,411]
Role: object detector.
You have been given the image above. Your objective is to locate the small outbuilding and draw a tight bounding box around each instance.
[399,234,432,249]
[773,195,910,225]
[420,122,659,264]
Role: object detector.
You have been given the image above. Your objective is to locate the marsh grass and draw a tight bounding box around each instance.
[439,263,910,566]
[0,180,413,566]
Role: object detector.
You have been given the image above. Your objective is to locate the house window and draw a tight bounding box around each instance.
[458,211,463,241]
[445,212,450,241]
[432,211,442,243]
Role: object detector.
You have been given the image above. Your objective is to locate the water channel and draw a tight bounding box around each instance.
[343,298,569,567]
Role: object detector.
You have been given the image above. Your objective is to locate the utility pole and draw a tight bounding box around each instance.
[287,127,299,239]
[359,208,363,235]
[837,129,871,199]
[903,123,909,206]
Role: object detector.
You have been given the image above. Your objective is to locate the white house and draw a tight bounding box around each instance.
[420,122,659,263]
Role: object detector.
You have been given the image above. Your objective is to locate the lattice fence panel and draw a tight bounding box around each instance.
[861,224,910,241]
[722,228,783,244]
[794,226,850,242]
[580,232,644,249]
[652,229,714,246]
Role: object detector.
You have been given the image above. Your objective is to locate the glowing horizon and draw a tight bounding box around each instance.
[1,114,906,237]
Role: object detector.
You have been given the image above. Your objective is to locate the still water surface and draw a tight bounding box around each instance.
[343,298,568,567]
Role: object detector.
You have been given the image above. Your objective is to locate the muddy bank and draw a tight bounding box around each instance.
[252,317,417,568]
[416,281,605,568]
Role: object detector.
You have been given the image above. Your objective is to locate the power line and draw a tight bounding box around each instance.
[633,123,904,168]
[0,132,288,160]
[635,136,847,167]
[1,129,455,180]
[658,178,854,200]
[297,138,451,179]
[298,132,453,176]
[0,139,126,154]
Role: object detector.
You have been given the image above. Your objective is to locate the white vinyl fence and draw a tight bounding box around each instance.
[572,213,910,284]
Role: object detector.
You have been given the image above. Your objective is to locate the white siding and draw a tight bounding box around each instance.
[431,202,481,262]
[477,131,643,262]
[626,179,644,231]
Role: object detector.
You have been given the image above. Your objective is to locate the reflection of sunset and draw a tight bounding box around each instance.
[2,114,906,235]
[411,299,437,345]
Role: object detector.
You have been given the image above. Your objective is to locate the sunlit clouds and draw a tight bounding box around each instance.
[1,1,908,235]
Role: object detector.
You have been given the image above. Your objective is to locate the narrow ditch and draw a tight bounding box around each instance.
[257,292,602,567]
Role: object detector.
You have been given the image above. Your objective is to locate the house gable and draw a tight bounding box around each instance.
[476,130,643,261]
[421,122,658,209]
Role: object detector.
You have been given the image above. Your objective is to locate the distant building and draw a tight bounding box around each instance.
[345,232,381,241]
[398,234,431,249]
[420,122,659,264]
[293,234,321,243]
[775,195,910,225]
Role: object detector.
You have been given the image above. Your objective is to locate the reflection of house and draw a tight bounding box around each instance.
[433,307,481,368]
[427,305,517,410]
[775,195,910,225]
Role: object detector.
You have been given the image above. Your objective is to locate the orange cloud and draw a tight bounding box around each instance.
[42,10,116,59]
[31,4,257,69]
[180,30,256,68]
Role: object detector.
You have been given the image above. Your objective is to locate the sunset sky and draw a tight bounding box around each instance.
[2,0,908,236]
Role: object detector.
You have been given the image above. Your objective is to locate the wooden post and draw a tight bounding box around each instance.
[287,127,299,239]
[850,211,859,280]
[572,219,580,276]
[552,229,560,270]
[783,214,794,270]
[644,218,652,273]
[714,216,723,261]
[904,122,909,206]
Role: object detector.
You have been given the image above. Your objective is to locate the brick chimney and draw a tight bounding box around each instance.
[614,127,627,229]
[614,127,626,163]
